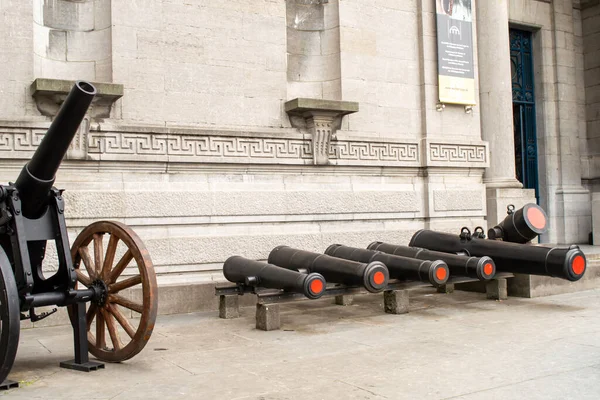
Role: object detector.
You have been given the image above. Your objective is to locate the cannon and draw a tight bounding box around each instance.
[409,229,585,281]
[268,246,389,293]
[0,82,158,387]
[324,244,449,286]
[367,242,496,281]
[487,204,548,243]
[223,256,326,299]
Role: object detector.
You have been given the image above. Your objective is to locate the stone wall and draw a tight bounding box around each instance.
[509,0,591,244]
[0,0,490,307]
[0,0,594,313]
[582,1,600,189]
[0,0,36,118]
[111,0,287,127]
[286,0,342,100]
[33,0,112,82]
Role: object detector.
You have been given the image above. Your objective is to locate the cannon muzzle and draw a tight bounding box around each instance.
[487,203,548,243]
[367,241,496,281]
[15,81,96,218]
[268,246,389,293]
[223,256,326,299]
[325,244,449,286]
[409,230,585,281]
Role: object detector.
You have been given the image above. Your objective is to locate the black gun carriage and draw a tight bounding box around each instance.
[0,81,158,387]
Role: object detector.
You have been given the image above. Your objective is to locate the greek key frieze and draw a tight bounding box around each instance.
[0,128,45,152]
[429,143,486,163]
[87,132,313,160]
[331,142,419,162]
[1,127,421,165]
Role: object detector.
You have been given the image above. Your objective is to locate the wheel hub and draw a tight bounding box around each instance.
[90,279,108,307]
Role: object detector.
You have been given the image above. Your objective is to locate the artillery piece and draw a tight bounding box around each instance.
[0,82,158,387]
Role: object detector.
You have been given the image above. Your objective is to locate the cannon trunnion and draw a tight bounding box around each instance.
[0,82,158,387]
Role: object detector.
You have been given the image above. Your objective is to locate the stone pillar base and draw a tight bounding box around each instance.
[552,188,591,244]
[486,187,536,229]
[592,193,600,245]
[507,264,600,298]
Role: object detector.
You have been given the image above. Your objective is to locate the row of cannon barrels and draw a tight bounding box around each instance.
[224,204,587,298]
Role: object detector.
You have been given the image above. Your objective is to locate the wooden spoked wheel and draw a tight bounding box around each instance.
[70,221,158,362]
[0,246,20,383]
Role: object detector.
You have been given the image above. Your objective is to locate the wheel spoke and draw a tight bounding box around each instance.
[78,247,96,280]
[109,294,144,314]
[110,275,142,294]
[76,270,92,287]
[96,309,106,349]
[101,308,122,351]
[101,234,119,281]
[108,304,136,339]
[93,233,104,277]
[108,250,133,284]
[86,304,97,331]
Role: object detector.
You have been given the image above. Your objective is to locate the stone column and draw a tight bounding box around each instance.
[476,0,536,227]
[549,0,590,244]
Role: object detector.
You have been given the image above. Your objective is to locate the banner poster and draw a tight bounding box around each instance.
[435,0,476,105]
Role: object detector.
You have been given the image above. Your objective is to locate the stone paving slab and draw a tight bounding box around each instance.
[2,288,600,399]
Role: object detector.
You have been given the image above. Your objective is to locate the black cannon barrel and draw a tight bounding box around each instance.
[268,246,389,293]
[14,81,96,218]
[367,241,496,281]
[409,230,586,281]
[488,203,548,243]
[223,256,326,299]
[325,244,449,286]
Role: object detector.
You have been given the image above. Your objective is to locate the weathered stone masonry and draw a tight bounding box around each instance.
[0,0,598,311]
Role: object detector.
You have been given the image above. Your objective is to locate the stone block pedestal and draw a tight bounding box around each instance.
[486,278,508,300]
[219,295,240,319]
[334,295,354,306]
[256,303,281,331]
[383,290,409,314]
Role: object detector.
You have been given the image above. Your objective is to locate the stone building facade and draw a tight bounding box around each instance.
[0,0,599,311]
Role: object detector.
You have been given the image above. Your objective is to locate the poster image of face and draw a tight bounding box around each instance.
[436,0,472,22]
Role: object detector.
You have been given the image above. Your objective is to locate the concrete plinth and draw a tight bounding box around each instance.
[508,260,600,298]
[383,290,409,314]
[256,303,280,331]
[335,295,354,306]
[437,283,455,294]
[219,295,239,319]
[486,279,508,300]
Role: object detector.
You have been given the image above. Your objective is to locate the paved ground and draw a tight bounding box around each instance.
[2,287,600,399]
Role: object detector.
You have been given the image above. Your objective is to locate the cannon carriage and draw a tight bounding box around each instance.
[0,81,158,387]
